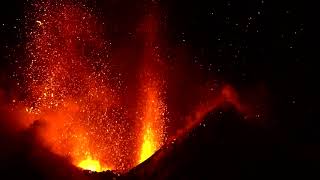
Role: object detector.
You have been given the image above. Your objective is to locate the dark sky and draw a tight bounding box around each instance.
[0,0,316,178]
[0,0,314,147]
[0,0,315,146]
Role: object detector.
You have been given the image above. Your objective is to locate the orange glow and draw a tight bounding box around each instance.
[78,156,110,172]
[14,1,167,172]
[138,86,166,163]
[137,12,167,164]
[140,127,156,163]
[18,1,136,172]
[9,0,250,174]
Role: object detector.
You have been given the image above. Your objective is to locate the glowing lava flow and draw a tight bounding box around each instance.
[166,85,250,145]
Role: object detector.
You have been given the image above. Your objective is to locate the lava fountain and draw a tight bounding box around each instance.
[16,0,133,171]
[136,12,167,164]
[11,0,167,172]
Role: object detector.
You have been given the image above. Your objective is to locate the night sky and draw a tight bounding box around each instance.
[0,0,316,179]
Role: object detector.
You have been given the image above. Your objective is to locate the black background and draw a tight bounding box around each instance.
[1,0,317,179]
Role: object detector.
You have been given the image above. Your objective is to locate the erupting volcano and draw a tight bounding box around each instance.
[0,0,310,178]
[6,0,251,174]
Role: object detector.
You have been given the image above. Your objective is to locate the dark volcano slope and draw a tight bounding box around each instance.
[1,106,319,180]
[126,106,320,179]
[0,119,94,180]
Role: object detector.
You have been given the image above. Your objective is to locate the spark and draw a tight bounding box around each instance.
[36,20,43,26]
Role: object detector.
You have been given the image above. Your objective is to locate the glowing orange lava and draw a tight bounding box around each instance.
[140,127,156,163]
[78,156,110,172]
[138,86,166,163]
[136,12,167,164]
